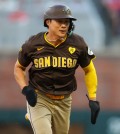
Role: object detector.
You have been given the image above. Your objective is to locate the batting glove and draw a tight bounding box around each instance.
[86,95,100,124]
[89,100,100,124]
[22,86,37,107]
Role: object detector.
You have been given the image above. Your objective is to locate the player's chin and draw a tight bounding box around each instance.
[58,31,67,37]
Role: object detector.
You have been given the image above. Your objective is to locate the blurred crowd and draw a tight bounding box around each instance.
[0,0,120,50]
[92,0,120,46]
[0,0,120,37]
[102,0,120,37]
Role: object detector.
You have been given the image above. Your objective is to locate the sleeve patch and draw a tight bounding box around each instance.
[88,47,94,55]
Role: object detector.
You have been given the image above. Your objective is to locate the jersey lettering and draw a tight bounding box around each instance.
[34,56,77,68]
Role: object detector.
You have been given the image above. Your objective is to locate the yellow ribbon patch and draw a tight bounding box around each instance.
[68,47,76,54]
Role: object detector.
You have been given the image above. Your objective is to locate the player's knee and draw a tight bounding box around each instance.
[32,119,52,134]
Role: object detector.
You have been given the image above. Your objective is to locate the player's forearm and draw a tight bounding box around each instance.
[83,61,97,100]
[14,62,28,90]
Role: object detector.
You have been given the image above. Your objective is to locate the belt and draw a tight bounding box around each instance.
[36,90,69,100]
[46,93,65,100]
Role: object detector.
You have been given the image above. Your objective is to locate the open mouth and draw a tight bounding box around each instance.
[59,30,66,34]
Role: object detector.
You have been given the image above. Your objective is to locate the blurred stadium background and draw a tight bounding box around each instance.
[0,0,120,134]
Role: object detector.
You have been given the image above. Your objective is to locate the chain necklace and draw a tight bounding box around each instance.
[46,37,65,42]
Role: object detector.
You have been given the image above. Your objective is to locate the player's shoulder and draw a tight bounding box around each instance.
[70,33,84,41]
[27,32,45,43]
[68,33,87,47]
[22,32,45,50]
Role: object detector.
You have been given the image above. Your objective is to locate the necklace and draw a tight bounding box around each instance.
[47,37,65,42]
[47,38,58,42]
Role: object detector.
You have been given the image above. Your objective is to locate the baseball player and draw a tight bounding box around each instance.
[14,5,100,134]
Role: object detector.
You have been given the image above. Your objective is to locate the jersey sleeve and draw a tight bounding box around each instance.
[78,38,96,68]
[18,37,33,67]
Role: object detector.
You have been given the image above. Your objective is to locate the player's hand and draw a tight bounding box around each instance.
[86,95,100,124]
[89,100,100,124]
[22,86,37,107]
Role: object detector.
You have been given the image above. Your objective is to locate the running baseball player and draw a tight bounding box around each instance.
[14,4,100,134]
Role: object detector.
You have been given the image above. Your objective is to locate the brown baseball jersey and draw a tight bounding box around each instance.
[18,32,95,95]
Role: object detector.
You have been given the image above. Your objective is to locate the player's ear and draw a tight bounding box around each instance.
[45,19,51,27]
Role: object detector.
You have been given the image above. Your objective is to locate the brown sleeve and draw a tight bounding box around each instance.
[78,38,96,68]
[18,36,33,67]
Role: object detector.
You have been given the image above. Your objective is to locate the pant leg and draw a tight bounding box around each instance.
[27,92,72,134]
[52,95,72,134]
[27,96,53,134]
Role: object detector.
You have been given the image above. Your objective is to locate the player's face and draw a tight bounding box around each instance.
[47,18,70,38]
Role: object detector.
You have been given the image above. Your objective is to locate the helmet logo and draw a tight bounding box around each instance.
[62,9,71,15]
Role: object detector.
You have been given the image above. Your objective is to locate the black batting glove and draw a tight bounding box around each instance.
[22,86,37,107]
[89,100,100,124]
[86,95,100,124]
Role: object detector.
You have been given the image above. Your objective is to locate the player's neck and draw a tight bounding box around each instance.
[45,32,65,46]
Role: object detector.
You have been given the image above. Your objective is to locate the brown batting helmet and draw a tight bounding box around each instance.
[44,5,77,27]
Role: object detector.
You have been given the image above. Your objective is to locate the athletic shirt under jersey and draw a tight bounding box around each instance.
[18,32,95,95]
